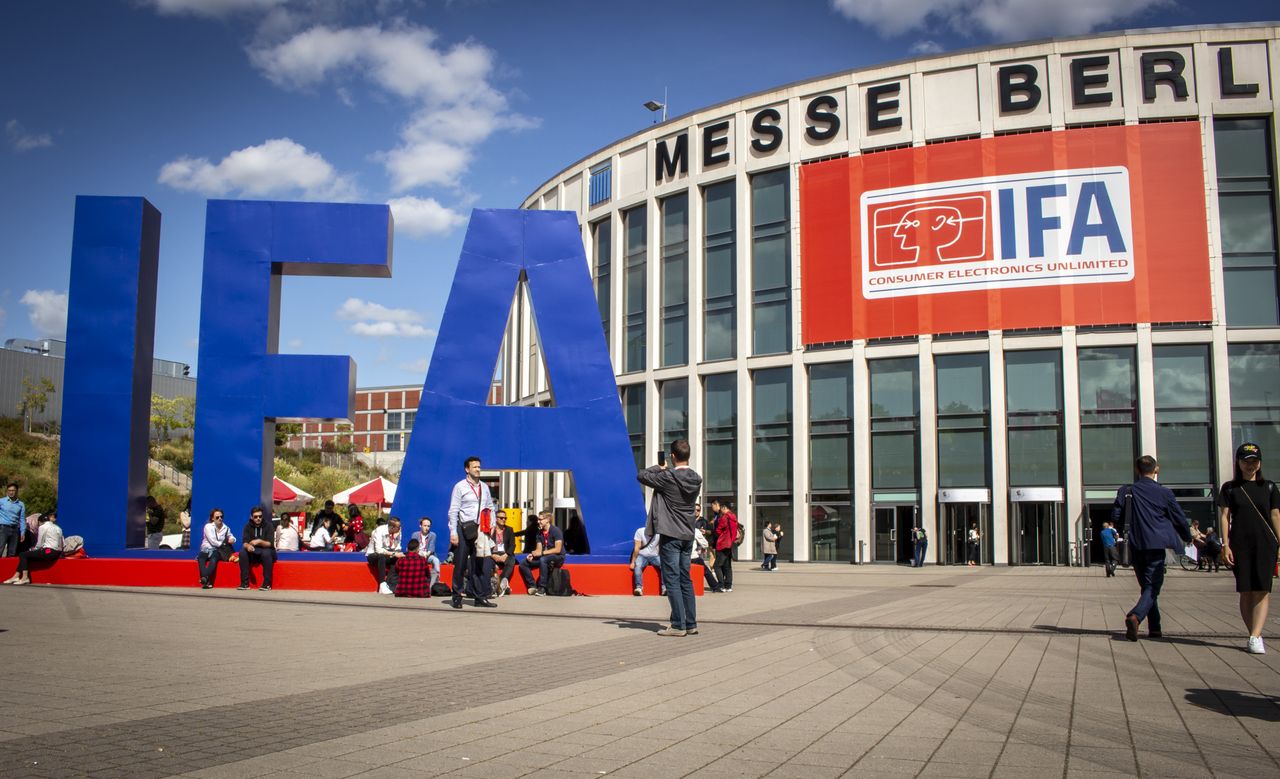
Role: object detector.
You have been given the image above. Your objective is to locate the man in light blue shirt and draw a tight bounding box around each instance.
[0,482,26,557]
[446,456,496,610]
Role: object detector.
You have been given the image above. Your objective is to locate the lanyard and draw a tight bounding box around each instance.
[468,479,482,505]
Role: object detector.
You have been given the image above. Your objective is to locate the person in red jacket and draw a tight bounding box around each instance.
[711,498,737,592]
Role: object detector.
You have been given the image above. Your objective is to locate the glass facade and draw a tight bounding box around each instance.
[704,180,736,362]
[1216,119,1279,327]
[1153,345,1214,485]
[704,373,737,504]
[870,358,919,490]
[623,205,647,373]
[1078,347,1137,486]
[592,218,611,353]
[660,193,689,367]
[659,379,688,451]
[1006,350,1064,486]
[751,169,790,356]
[753,367,792,559]
[810,363,853,562]
[1228,343,1280,458]
[622,383,645,471]
[935,354,990,488]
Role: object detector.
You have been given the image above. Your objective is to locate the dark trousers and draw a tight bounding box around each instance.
[518,553,564,589]
[491,556,516,582]
[197,550,221,584]
[16,548,59,574]
[712,547,733,589]
[369,554,399,589]
[1103,546,1119,577]
[762,553,776,570]
[239,548,275,587]
[913,540,928,567]
[0,525,19,557]
[451,526,485,600]
[659,536,696,631]
[1129,548,1166,632]
[694,557,719,590]
[967,542,980,564]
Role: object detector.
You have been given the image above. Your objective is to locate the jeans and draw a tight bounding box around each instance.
[633,554,660,589]
[762,553,776,570]
[0,525,19,557]
[239,548,275,587]
[913,540,928,567]
[518,553,564,589]
[712,547,733,589]
[1103,546,1119,577]
[425,554,441,586]
[146,532,164,549]
[659,536,695,631]
[694,558,719,590]
[369,554,400,590]
[196,550,221,584]
[1129,548,1166,632]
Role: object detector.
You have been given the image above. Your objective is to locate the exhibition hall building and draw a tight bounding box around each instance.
[508,23,1280,566]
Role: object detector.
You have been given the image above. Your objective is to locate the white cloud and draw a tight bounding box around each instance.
[830,0,1169,41]
[158,137,357,200]
[909,39,944,55]
[6,120,53,152]
[250,22,536,191]
[286,337,304,349]
[141,0,286,17]
[388,196,466,238]
[400,357,429,374]
[337,297,433,338]
[20,290,68,338]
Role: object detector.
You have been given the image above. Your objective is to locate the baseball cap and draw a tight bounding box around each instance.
[1236,442,1262,460]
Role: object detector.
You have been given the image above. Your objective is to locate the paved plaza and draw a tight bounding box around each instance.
[1,563,1277,778]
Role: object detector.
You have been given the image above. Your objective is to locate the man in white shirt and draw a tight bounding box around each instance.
[366,518,404,595]
[447,456,497,609]
[629,525,661,596]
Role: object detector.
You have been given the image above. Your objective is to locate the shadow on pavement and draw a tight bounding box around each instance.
[1185,688,1280,721]
[606,618,666,632]
[1031,624,1237,649]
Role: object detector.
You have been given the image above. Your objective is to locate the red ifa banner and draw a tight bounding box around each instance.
[799,122,1213,343]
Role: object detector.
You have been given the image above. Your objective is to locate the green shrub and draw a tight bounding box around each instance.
[21,477,57,516]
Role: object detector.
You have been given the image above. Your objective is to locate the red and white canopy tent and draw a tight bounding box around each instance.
[332,476,398,509]
[272,477,315,512]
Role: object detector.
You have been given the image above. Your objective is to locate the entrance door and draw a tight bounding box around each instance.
[1086,504,1113,567]
[941,503,987,565]
[1011,502,1066,565]
[874,505,916,563]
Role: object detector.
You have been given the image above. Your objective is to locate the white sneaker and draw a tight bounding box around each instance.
[498,580,510,597]
[378,582,393,595]
[1248,636,1266,654]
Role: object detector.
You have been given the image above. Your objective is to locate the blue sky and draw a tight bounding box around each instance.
[1,0,1274,386]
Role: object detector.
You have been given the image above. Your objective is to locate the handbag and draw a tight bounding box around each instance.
[460,521,479,544]
[216,541,234,562]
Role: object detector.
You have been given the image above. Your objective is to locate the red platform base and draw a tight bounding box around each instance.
[0,557,703,596]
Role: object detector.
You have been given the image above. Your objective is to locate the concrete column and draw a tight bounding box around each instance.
[989,334,1009,564]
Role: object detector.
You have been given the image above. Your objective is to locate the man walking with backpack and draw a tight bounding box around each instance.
[1112,455,1192,641]
[710,498,737,592]
[638,439,703,636]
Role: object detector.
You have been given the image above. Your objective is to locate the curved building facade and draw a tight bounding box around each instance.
[508,23,1280,565]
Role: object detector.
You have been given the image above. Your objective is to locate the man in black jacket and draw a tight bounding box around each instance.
[486,510,518,597]
[638,439,703,637]
[238,505,276,591]
[1112,455,1192,641]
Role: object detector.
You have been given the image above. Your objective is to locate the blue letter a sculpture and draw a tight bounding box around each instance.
[392,209,645,559]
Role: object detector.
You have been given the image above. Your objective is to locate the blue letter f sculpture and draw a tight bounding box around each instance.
[392,209,645,559]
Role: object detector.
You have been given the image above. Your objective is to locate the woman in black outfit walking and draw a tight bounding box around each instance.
[1219,442,1280,655]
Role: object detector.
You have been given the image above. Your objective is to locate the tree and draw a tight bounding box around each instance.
[275,422,303,447]
[17,376,56,434]
[151,394,196,441]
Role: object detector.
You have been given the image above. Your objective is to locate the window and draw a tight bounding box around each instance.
[754,367,792,559]
[1228,343,1280,459]
[1216,119,1279,326]
[592,218,612,353]
[386,433,401,452]
[1154,345,1213,485]
[935,354,990,488]
[704,180,736,361]
[404,411,415,430]
[386,411,402,430]
[660,379,688,450]
[622,384,646,471]
[623,206,647,373]
[1005,350,1063,486]
[751,169,790,355]
[589,162,612,207]
[1078,347,1137,486]
[704,373,737,501]
[870,358,919,489]
[660,193,689,367]
[809,363,853,562]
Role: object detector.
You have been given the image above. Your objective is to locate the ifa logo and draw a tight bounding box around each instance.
[860,167,1134,299]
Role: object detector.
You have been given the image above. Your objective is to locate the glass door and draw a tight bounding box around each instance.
[941,503,987,565]
[1011,502,1066,565]
[874,506,895,562]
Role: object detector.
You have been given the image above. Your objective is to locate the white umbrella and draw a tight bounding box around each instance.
[331,476,398,508]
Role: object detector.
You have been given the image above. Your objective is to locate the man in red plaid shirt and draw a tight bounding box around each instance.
[394,539,431,598]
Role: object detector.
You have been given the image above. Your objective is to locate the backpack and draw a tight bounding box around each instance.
[430,582,452,597]
[62,535,84,554]
[734,521,746,547]
[545,566,573,596]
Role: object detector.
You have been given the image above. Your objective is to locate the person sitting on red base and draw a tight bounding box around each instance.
[394,538,430,598]
[4,510,63,585]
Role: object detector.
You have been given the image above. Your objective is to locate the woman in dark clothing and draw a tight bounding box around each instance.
[1219,442,1280,655]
